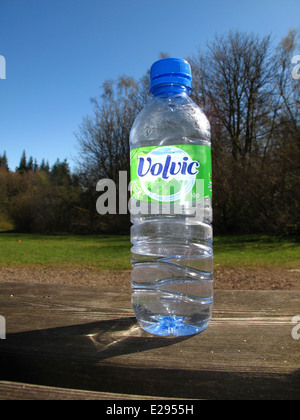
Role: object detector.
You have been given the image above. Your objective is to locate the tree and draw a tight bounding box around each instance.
[50,159,72,186]
[75,74,150,232]
[191,31,275,161]
[76,76,147,182]
[16,151,35,172]
[8,160,82,234]
[271,30,300,235]
[275,29,300,131]
[33,159,38,173]
[16,150,27,172]
[189,30,300,235]
[39,159,50,173]
[0,152,8,170]
[27,156,34,172]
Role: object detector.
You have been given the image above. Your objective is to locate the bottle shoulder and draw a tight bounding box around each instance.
[130,94,211,148]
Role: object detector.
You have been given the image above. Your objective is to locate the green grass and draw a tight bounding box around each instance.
[0,233,131,270]
[0,233,299,270]
[214,235,300,269]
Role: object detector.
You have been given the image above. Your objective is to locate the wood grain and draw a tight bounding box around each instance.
[0,282,299,400]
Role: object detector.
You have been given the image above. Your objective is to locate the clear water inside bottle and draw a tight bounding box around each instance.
[130,90,213,337]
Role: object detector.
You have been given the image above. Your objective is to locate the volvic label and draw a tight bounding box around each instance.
[130,145,212,203]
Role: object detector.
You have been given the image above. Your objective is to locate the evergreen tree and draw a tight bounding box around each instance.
[50,158,72,186]
[33,159,38,173]
[16,150,27,172]
[39,159,50,173]
[0,152,8,170]
[27,156,34,171]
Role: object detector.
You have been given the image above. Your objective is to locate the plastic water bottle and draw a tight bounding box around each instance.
[130,58,213,336]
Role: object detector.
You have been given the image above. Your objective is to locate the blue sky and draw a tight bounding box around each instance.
[0,0,299,171]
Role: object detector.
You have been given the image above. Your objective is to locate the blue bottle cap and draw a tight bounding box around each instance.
[150,58,192,93]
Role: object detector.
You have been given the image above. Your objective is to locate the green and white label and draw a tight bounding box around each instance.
[130,144,212,203]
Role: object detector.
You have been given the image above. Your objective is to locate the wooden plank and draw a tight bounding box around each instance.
[0,381,168,400]
[0,282,299,400]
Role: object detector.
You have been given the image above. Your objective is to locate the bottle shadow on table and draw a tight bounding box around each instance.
[0,317,191,363]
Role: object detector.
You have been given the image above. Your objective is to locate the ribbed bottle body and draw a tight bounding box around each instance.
[130,91,213,336]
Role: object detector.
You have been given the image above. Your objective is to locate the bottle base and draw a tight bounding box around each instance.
[132,289,213,337]
[136,315,211,337]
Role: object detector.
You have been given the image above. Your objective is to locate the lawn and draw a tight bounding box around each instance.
[214,235,300,269]
[0,233,131,270]
[0,233,299,270]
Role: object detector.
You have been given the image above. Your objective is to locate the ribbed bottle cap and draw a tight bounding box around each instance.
[150,58,192,93]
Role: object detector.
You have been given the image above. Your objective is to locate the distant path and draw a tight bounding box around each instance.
[0,266,299,290]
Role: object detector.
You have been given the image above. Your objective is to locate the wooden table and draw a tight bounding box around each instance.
[0,282,299,400]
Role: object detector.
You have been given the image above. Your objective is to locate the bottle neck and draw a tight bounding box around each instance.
[150,83,192,97]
